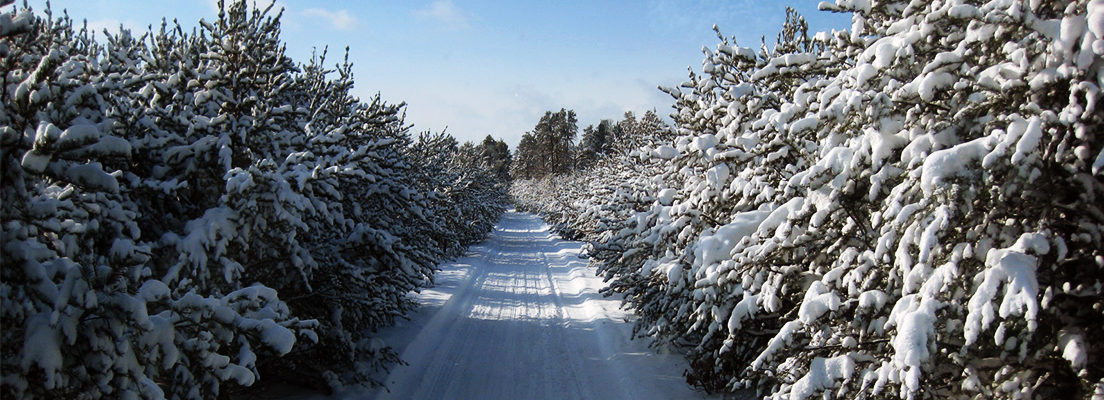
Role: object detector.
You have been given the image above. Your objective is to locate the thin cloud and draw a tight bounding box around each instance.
[302,8,359,31]
[415,0,476,31]
[647,0,775,44]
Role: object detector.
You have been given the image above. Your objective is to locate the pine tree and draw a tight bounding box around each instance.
[477,134,512,183]
[512,1,1104,398]
[511,131,541,180]
[576,119,614,170]
[513,108,579,179]
[1,5,312,399]
[2,1,511,397]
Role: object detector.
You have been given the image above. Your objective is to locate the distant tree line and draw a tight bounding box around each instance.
[510,108,674,240]
[511,108,673,180]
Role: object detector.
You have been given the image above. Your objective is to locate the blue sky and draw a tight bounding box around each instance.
[25,0,851,147]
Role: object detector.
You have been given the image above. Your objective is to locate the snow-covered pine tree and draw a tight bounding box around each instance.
[510,109,579,180]
[476,134,513,184]
[1,5,311,399]
[511,109,672,241]
[587,1,1103,398]
[4,0,511,396]
[142,0,310,296]
[595,8,841,393]
[575,120,614,170]
[511,131,542,180]
[223,46,412,390]
[119,5,339,395]
[608,110,676,156]
[409,132,510,252]
[448,141,507,244]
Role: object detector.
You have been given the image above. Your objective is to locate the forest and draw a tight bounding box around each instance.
[3,0,1104,399]
[512,1,1104,399]
[1,1,510,398]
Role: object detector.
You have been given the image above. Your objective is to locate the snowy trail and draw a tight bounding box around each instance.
[349,210,711,400]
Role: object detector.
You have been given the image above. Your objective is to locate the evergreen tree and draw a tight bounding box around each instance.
[537,108,577,175]
[593,2,1104,398]
[0,5,312,399]
[0,1,511,397]
[477,134,512,183]
[511,108,578,179]
[576,119,614,170]
[511,131,541,180]
[610,110,674,155]
[518,1,1104,398]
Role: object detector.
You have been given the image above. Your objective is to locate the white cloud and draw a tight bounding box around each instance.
[302,8,359,31]
[415,0,476,31]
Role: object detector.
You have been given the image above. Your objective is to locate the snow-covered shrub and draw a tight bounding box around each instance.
[511,173,587,237]
[510,110,675,241]
[408,132,510,256]
[511,155,664,242]
[590,2,1104,399]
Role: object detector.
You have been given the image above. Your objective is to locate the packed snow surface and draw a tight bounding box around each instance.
[294,211,713,400]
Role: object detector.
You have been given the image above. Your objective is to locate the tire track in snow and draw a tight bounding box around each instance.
[363,211,713,400]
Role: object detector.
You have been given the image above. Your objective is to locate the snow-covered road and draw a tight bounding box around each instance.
[349,210,711,400]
